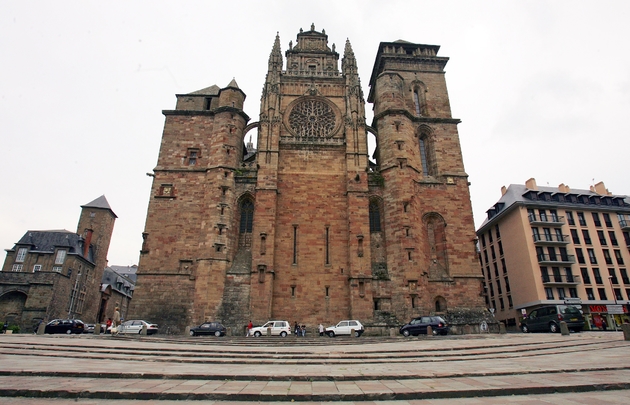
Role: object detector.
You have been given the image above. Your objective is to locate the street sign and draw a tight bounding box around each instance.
[607,304,625,314]
[564,298,582,305]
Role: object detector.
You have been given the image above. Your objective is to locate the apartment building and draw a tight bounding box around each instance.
[477,178,630,331]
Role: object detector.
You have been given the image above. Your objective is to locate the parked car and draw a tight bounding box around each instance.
[399,316,449,336]
[521,305,585,333]
[44,319,85,335]
[189,322,226,337]
[325,320,364,337]
[118,320,159,335]
[83,323,106,334]
[250,320,291,337]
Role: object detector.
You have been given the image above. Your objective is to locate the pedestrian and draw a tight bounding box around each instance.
[112,306,121,336]
[247,320,253,337]
[301,324,306,337]
[602,318,607,331]
[319,323,324,337]
[294,321,299,337]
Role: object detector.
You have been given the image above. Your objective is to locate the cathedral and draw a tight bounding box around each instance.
[130,25,489,334]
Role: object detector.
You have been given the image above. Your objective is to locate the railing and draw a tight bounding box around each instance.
[537,254,576,264]
[532,234,569,244]
[620,219,630,230]
[528,213,565,225]
[541,274,580,285]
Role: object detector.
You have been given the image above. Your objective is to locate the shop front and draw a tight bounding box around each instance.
[585,304,630,330]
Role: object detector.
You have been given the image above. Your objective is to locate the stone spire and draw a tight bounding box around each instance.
[342,38,357,74]
[268,32,283,72]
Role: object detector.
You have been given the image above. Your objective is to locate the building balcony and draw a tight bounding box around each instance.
[532,234,569,245]
[537,254,576,265]
[528,214,565,226]
[620,219,630,231]
[541,274,580,285]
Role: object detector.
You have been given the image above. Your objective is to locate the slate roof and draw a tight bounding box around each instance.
[82,195,117,218]
[11,230,94,263]
[478,183,630,231]
[188,85,220,96]
[102,266,135,296]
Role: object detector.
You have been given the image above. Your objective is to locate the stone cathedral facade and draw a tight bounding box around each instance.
[130,25,489,334]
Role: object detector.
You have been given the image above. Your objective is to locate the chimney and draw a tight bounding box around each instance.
[558,183,568,193]
[83,229,93,258]
[593,181,610,196]
[525,178,537,190]
[501,186,507,196]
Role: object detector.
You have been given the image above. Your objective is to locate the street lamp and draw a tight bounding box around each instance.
[608,275,618,332]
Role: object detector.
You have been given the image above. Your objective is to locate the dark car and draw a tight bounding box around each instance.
[189,322,227,337]
[521,305,585,333]
[400,316,449,336]
[44,319,85,335]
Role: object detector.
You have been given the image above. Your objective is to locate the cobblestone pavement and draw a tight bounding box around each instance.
[1,331,629,404]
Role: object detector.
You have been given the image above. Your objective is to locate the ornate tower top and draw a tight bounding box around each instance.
[284,24,339,77]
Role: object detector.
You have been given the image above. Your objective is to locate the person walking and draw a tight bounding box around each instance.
[112,306,121,336]
[247,320,253,337]
[294,321,299,337]
[319,323,324,337]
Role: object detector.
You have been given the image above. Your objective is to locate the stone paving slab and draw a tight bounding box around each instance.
[1,370,630,401]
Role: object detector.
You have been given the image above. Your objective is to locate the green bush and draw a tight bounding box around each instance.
[8,324,20,333]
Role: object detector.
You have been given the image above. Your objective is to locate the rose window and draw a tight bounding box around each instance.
[288,99,336,137]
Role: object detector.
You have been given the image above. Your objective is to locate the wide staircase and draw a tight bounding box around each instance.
[1,332,630,402]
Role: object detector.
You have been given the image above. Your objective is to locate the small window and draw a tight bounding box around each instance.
[186,148,200,166]
[16,248,27,262]
[12,264,23,272]
[33,264,42,272]
[52,266,62,273]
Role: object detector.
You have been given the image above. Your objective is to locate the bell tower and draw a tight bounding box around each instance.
[367,41,485,320]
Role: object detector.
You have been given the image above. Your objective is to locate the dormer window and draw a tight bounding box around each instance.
[16,248,27,262]
[55,250,66,265]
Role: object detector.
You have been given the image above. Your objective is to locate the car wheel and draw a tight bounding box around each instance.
[190,330,195,336]
[214,331,221,337]
[66,329,72,335]
[402,330,410,337]
[328,331,335,338]
[549,322,559,333]
[254,331,261,337]
[280,331,287,337]
[521,325,529,333]
[354,331,360,337]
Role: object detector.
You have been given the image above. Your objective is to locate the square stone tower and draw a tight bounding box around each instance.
[130,26,488,334]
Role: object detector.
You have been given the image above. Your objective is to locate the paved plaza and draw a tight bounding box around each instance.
[0,331,629,404]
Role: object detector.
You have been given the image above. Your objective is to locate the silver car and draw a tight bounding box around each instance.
[249,320,291,337]
[325,320,364,337]
[118,320,158,335]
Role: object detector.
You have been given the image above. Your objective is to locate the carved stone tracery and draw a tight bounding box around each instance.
[288,98,337,138]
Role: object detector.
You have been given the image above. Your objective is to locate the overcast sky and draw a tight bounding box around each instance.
[2,1,629,266]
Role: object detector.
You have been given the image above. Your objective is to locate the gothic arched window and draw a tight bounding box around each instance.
[369,199,382,233]
[411,82,427,117]
[418,126,435,177]
[239,198,254,233]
